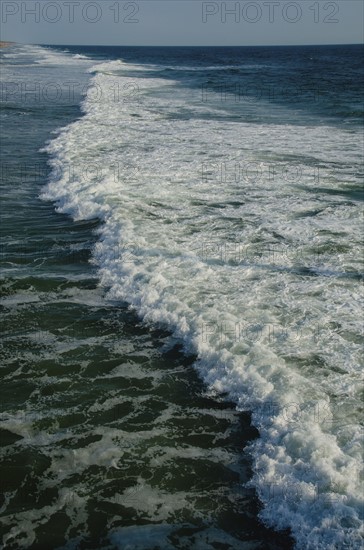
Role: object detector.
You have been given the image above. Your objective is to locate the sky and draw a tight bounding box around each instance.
[1,1,363,46]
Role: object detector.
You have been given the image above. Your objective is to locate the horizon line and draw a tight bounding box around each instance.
[4,41,364,48]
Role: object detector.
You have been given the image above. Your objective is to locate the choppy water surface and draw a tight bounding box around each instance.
[0,44,363,549]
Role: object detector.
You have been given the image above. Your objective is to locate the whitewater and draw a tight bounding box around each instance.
[34,46,364,549]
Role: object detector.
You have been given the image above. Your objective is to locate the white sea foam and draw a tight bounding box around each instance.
[41,58,364,549]
[27,46,95,66]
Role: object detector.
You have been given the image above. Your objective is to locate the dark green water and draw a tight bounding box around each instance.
[0,45,294,549]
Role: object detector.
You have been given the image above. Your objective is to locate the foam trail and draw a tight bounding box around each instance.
[41,58,364,549]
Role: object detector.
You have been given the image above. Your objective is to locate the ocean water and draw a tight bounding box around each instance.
[0,43,363,550]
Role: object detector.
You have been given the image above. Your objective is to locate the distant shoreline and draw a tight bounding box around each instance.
[0,41,15,48]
